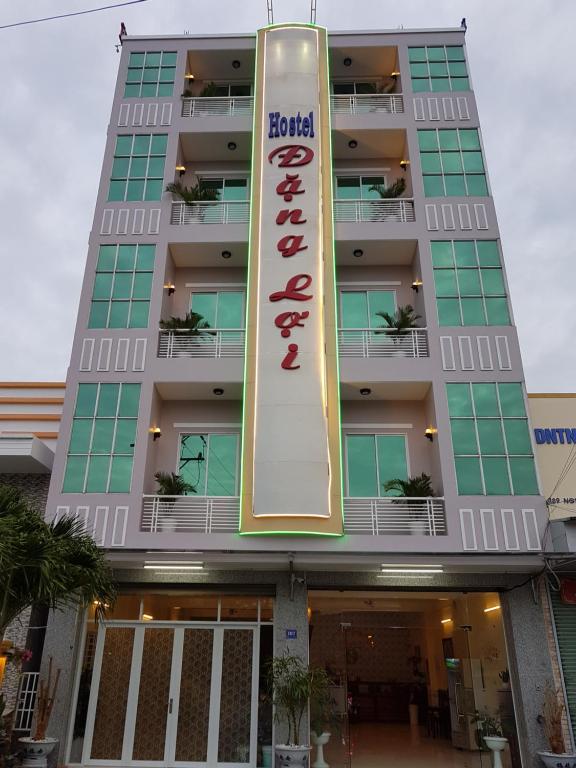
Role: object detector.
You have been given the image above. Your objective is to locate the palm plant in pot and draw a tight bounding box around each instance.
[154,472,196,532]
[166,181,220,204]
[383,473,435,535]
[537,682,576,768]
[267,654,332,768]
[375,305,421,355]
[19,657,60,768]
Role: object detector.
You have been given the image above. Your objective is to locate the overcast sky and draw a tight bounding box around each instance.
[0,0,574,391]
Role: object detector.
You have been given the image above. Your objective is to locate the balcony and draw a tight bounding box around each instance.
[181,96,254,118]
[158,329,245,358]
[331,93,404,115]
[334,198,415,223]
[343,497,446,536]
[338,328,428,358]
[170,200,250,225]
[141,495,239,533]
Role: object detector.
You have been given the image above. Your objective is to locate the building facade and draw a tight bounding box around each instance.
[40,23,563,768]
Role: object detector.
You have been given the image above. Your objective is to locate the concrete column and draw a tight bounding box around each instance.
[38,606,83,763]
[501,583,555,768]
[273,573,309,745]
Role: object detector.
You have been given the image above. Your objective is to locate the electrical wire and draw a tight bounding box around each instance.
[0,0,148,30]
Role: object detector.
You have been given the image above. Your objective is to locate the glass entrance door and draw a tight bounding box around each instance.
[83,625,258,767]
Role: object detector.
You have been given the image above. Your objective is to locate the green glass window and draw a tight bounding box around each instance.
[124,51,176,98]
[418,129,488,197]
[63,383,140,493]
[345,434,408,497]
[108,134,167,202]
[190,291,245,328]
[409,45,469,92]
[199,178,249,201]
[88,244,155,329]
[446,382,538,496]
[335,176,386,200]
[339,290,396,328]
[179,433,239,496]
[432,240,510,326]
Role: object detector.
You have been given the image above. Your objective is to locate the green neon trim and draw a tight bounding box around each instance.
[239,29,260,534]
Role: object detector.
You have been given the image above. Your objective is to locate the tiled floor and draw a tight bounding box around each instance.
[322,722,493,768]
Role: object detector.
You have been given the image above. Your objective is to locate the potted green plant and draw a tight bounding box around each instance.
[369,178,406,199]
[537,683,576,768]
[153,472,197,532]
[199,81,220,98]
[19,657,60,768]
[267,654,331,768]
[383,473,435,535]
[166,182,220,204]
[473,710,507,767]
[375,305,421,356]
[159,311,209,335]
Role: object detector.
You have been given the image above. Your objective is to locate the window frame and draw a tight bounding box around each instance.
[331,81,382,95]
[124,50,177,99]
[108,133,168,203]
[177,431,241,497]
[338,288,398,329]
[189,289,246,329]
[418,129,488,198]
[408,45,470,92]
[344,432,410,497]
[334,174,389,200]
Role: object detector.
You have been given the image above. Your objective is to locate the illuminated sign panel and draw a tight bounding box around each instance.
[241,24,343,535]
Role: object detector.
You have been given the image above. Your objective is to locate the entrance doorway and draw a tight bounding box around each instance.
[68,593,273,768]
[308,591,520,768]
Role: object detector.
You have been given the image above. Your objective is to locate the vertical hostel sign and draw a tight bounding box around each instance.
[241,24,343,535]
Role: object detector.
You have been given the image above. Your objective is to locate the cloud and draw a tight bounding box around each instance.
[0,0,573,391]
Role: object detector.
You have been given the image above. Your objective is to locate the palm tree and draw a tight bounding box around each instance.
[0,485,115,643]
[369,177,406,199]
[159,311,210,336]
[166,181,220,204]
[154,472,197,497]
[383,473,435,498]
[376,304,421,341]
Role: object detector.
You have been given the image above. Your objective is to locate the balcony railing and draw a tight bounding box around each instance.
[338,328,428,358]
[141,495,239,533]
[181,96,254,118]
[331,94,404,115]
[158,329,245,358]
[334,198,415,223]
[170,200,250,225]
[344,497,446,536]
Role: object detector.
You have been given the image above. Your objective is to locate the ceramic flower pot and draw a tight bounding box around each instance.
[19,737,58,768]
[275,744,312,768]
[483,736,507,768]
[537,751,576,768]
[310,732,331,768]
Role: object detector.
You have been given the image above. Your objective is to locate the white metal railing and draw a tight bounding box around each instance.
[331,94,404,115]
[344,497,446,536]
[170,200,250,225]
[14,672,40,732]
[181,96,254,118]
[141,495,239,533]
[158,329,245,358]
[333,198,415,223]
[338,328,429,358]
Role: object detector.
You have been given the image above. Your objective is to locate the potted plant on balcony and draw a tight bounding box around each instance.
[19,657,60,768]
[383,473,435,535]
[159,311,210,351]
[375,305,421,356]
[267,654,332,768]
[472,710,508,768]
[537,683,576,768]
[199,81,220,97]
[154,472,196,532]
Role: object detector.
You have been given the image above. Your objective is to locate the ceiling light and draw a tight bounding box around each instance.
[343,57,352,67]
[353,249,363,258]
[359,388,371,396]
[227,141,237,151]
[213,387,224,396]
[441,618,452,624]
[232,59,241,69]
[484,605,501,613]
[348,139,358,149]
[142,614,154,621]
[381,566,443,574]
[221,250,232,259]
[144,564,204,571]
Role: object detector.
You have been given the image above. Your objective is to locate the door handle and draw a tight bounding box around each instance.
[169,697,173,714]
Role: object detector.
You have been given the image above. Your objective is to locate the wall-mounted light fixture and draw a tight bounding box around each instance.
[184,73,195,81]
[360,387,372,396]
[484,605,501,613]
[425,427,438,442]
[142,613,154,621]
[232,59,241,69]
[348,139,358,149]
[227,141,237,151]
[343,57,352,67]
[149,426,162,441]
[400,159,410,171]
[440,618,452,625]
[412,279,423,293]
[391,70,400,79]
[163,282,176,296]
[175,164,186,177]
[221,250,232,259]
[353,248,364,258]
[381,565,443,575]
